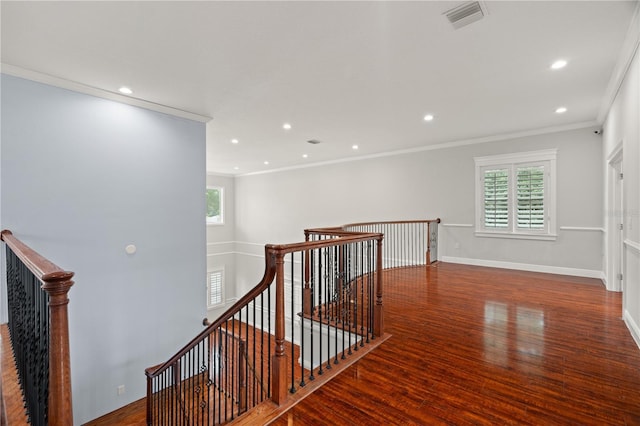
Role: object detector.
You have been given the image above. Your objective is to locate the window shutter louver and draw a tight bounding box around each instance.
[483,168,509,228]
[208,271,223,306]
[516,166,545,230]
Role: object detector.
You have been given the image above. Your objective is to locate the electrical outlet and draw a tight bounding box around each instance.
[117,385,125,395]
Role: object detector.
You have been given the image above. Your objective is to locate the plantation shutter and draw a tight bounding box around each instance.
[208,271,223,306]
[483,168,509,228]
[516,166,545,230]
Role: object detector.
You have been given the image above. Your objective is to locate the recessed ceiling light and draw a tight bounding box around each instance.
[231,139,239,144]
[423,114,435,122]
[233,166,239,170]
[283,123,292,130]
[264,161,269,165]
[302,154,308,158]
[555,107,567,114]
[118,87,133,95]
[352,145,359,150]
[551,60,568,70]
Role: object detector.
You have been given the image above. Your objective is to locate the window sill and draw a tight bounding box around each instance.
[206,222,225,226]
[475,231,557,241]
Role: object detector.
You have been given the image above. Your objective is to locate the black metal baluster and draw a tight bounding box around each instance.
[260,291,265,402]
[300,250,306,388]
[360,240,366,344]
[267,285,271,398]
[309,247,315,382]
[344,245,353,359]
[287,253,294,394]
[317,246,324,376]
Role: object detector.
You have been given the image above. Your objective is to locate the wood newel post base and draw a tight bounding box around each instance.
[145,371,153,426]
[374,237,384,337]
[303,286,312,316]
[271,252,288,405]
[41,272,74,426]
[303,245,312,316]
[271,353,289,405]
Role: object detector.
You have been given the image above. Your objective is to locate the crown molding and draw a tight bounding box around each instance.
[237,121,597,177]
[597,2,640,123]
[1,63,212,123]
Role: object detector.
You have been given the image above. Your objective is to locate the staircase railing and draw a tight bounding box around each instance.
[342,219,441,267]
[1,230,74,426]
[145,219,440,425]
[146,231,384,425]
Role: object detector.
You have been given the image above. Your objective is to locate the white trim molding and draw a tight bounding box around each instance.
[559,226,605,232]
[239,122,595,177]
[1,63,212,123]
[597,2,640,123]
[624,309,640,350]
[625,239,640,254]
[441,256,604,281]
[441,223,474,228]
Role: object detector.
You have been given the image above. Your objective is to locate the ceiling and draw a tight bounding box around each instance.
[1,1,637,175]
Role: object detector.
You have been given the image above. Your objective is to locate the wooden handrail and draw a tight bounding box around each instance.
[1,230,74,426]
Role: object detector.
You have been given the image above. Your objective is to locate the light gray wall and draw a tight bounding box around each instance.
[0,74,207,423]
[206,173,238,320]
[234,126,604,288]
[603,46,640,346]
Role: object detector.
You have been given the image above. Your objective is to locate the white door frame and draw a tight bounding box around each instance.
[606,144,624,292]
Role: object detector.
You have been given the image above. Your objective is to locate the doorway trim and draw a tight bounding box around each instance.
[606,142,623,292]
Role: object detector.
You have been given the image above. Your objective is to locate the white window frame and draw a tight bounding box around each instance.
[475,149,557,241]
[206,186,224,226]
[207,268,224,308]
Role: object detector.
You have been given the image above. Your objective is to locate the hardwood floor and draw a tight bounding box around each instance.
[0,325,29,425]
[272,263,640,425]
[17,263,640,425]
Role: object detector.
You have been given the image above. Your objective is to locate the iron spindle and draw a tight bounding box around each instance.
[317,247,324,376]
[309,248,315,381]
[300,250,306,388]
[290,253,296,394]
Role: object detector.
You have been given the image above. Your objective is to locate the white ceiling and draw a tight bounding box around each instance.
[1,1,637,175]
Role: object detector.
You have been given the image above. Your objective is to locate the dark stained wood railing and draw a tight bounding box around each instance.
[145,219,440,425]
[146,232,384,425]
[1,230,74,426]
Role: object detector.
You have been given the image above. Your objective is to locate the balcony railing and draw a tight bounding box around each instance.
[145,219,439,425]
[1,230,74,426]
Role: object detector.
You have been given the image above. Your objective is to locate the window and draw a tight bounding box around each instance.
[208,269,224,308]
[475,149,556,240]
[206,187,224,225]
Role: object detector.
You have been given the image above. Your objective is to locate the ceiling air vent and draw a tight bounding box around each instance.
[307,139,322,145]
[444,1,487,30]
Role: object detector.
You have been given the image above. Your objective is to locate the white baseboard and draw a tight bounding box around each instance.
[440,256,604,280]
[624,309,640,350]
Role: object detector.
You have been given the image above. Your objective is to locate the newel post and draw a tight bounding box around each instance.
[271,252,288,405]
[41,271,75,426]
[374,236,384,337]
[303,232,312,316]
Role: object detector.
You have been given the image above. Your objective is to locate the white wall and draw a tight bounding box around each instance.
[603,40,640,346]
[206,173,239,320]
[0,75,207,423]
[233,126,604,290]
